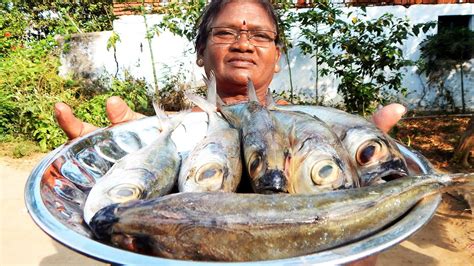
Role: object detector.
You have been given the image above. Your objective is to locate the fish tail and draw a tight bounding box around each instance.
[204,71,217,106]
[436,172,474,214]
[247,78,259,103]
[152,97,170,131]
[186,74,217,115]
[153,97,190,134]
[167,109,191,134]
[266,88,276,109]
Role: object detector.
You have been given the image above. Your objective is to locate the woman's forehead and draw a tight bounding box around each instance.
[211,1,276,30]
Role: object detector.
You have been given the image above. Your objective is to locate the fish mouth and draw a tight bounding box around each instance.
[364,159,409,186]
[88,203,120,241]
[254,169,288,194]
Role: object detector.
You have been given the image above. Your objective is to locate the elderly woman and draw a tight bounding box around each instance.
[54,1,406,264]
[55,0,405,139]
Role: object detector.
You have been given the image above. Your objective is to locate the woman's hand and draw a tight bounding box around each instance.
[55,96,145,140]
[372,103,407,133]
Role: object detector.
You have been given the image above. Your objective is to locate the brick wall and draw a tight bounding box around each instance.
[113,0,474,15]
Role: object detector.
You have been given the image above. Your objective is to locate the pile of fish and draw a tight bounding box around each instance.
[83,75,473,262]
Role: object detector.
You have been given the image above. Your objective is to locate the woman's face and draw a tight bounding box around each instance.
[201,0,281,99]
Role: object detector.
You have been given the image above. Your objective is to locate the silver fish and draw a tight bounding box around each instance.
[179,74,242,192]
[219,80,290,193]
[271,109,360,194]
[270,103,408,186]
[82,106,187,224]
[89,172,474,262]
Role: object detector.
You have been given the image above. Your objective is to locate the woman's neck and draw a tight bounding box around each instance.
[219,88,268,106]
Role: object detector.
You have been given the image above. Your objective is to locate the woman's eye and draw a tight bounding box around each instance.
[311,159,340,185]
[215,30,235,36]
[252,32,272,41]
[356,140,388,166]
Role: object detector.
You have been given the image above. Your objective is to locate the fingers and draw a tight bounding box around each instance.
[372,103,407,134]
[106,96,145,124]
[54,102,98,140]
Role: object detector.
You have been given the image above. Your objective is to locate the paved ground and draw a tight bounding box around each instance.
[1,153,472,265]
[0,154,103,266]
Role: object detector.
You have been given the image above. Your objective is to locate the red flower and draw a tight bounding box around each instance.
[4,32,11,38]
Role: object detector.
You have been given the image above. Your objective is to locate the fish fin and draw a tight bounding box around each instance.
[167,109,191,134]
[266,88,276,109]
[184,91,216,115]
[152,96,169,131]
[435,172,474,215]
[288,122,298,148]
[247,78,259,104]
[153,96,190,134]
[207,71,217,106]
[219,107,242,129]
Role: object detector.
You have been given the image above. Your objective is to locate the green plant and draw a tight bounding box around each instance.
[296,5,435,114]
[418,27,474,113]
[156,63,194,111]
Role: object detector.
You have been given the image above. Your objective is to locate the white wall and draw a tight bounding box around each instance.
[59,4,474,111]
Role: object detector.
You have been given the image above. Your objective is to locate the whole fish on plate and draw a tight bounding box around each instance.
[219,79,290,193]
[82,105,188,224]
[269,102,408,186]
[89,172,474,262]
[178,74,242,192]
[270,109,360,194]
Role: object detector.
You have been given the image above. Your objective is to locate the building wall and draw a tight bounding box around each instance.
[59,3,474,111]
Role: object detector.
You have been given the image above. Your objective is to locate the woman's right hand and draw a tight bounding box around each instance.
[55,96,145,140]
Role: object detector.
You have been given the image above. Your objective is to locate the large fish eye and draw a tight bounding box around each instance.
[356,140,388,166]
[310,159,340,185]
[107,184,142,202]
[195,163,224,184]
[248,153,263,178]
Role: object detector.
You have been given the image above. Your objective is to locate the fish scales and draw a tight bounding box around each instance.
[90,172,473,261]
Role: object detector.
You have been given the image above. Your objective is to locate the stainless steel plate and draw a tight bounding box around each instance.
[24,114,440,265]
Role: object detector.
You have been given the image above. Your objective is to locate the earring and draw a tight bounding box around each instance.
[196,58,204,67]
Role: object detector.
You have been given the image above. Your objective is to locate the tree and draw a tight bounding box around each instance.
[297,5,435,115]
[418,27,474,113]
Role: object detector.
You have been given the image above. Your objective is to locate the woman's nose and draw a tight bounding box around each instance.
[231,33,255,52]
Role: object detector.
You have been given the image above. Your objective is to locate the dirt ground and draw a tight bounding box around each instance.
[1,115,473,265]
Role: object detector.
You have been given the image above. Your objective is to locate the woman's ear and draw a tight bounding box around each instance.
[274,46,282,73]
[274,64,280,73]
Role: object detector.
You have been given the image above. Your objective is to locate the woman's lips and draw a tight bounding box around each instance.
[227,58,256,68]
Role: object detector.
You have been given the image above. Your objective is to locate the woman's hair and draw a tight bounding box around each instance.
[194,0,282,56]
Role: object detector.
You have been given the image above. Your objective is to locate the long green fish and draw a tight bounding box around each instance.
[89,172,473,262]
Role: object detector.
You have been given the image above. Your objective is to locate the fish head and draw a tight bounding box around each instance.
[342,126,408,186]
[287,137,359,194]
[180,142,239,192]
[83,169,150,224]
[242,108,290,194]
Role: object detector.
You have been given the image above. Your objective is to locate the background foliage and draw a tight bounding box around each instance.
[0,1,153,153]
[0,1,450,154]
